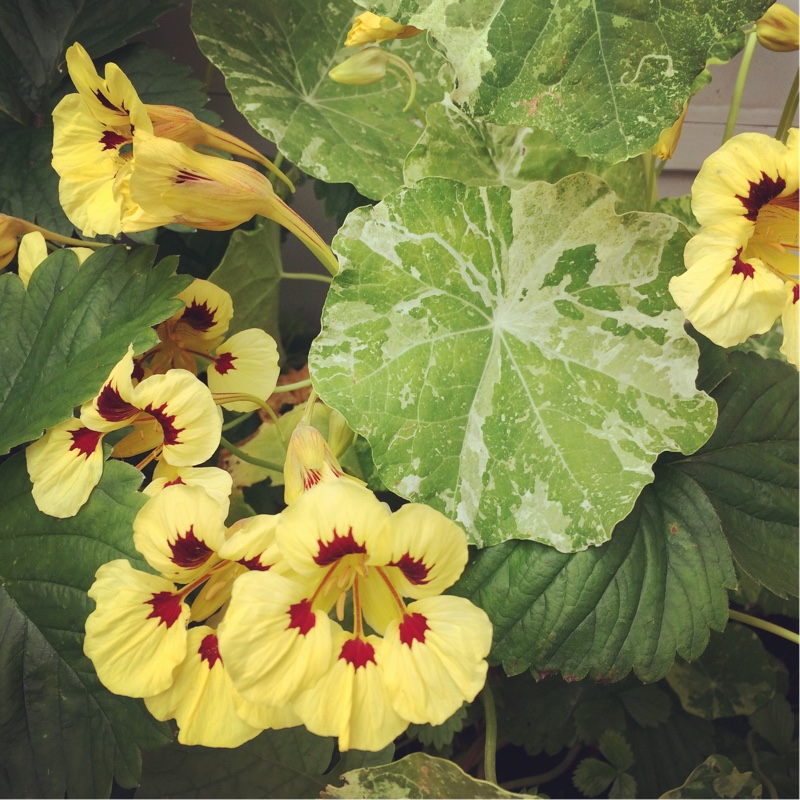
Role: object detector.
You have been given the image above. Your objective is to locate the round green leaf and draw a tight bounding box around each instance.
[310,175,716,551]
[191,0,449,200]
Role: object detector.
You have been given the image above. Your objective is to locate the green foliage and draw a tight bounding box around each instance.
[666,625,778,720]
[660,755,762,799]
[407,704,468,751]
[360,0,772,161]
[137,731,393,798]
[0,453,170,798]
[311,174,715,551]
[573,731,636,798]
[323,752,538,799]
[191,0,450,200]
[0,247,189,454]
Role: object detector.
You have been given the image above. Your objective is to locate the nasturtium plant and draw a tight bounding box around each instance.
[0,0,796,797]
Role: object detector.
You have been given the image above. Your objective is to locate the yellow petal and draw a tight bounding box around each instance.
[780,282,799,366]
[145,463,232,515]
[80,344,138,432]
[344,12,421,46]
[756,3,800,52]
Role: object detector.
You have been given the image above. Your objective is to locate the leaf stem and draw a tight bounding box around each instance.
[301,389,319,426]
[222,410,256,431]
[219,435,284,472]
[729,609,799,644]
[500,742,582,792]
[642,151,658,211]
[480,683,498,785]
[723,29,758,143]
[271,378,313,393]
[775,68,799,144]
[280,271,333,284]
[746,730,778,800]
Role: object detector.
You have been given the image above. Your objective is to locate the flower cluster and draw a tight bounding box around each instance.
[669,130,798,365]
[25,279,279,517]
[83,423,493,752]
[52,43,337,275]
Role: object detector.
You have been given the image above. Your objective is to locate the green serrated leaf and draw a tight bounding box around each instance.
[666,625,778,720]
[660,755,762,799]
[137,729,392,798]
[311,174,715,551]
[599,731,634,772]
[0,246,189,454]
[191,0,449,200]
[453,469,735,681]
[574,758,618,797]
[405,95,647,211]
[672,351,799,598]
[0,0,173,120]
[749,695,797,756]
[620,683,673,729]
[0,453,170,798]
[209,216,282,345]
[610,773,638,799]
[362,0,771,161]
[407,704,468,750]
[324,752,538,799]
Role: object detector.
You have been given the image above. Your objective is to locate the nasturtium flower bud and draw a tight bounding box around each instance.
[344,11,421,47]
[756,3,799,52]
[329,48,390,86]
[652,103,688,160]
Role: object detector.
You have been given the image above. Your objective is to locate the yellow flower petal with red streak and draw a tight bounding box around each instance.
[144,626,262,747]
[145,463,232,515]
[294,632,408,752]
[208,329,280,411]
[218,513,288,574]
[344,11,421,46]
[283,424,352,504]
[381,596,492,727]
[25,418,105,518]
[218,571,337,707]
[669,226,787,347]
[175,279,234,342]
[80,344,138,432]
[85,560,189,697]
[276,480,393,576]
[131,369,222,466]
[133,484,226,583]
[781,282,799,365]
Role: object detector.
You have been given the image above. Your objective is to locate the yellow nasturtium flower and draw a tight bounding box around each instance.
[756,3,800,52]
[669,130,799,364]
[344,11,421,47]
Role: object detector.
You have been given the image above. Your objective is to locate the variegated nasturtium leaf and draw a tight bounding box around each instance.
[310,174,716,551]
[405,95,646,212]
[360,0,772,161]
[191,0,449,201]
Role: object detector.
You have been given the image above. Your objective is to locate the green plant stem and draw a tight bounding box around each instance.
[775,68,799,143]
[301,389,319,425]
[280,270,332,284]
[480,684,498,786]
[641,151,658,211]
[271,378,313,393]
[219,435,284,472]
[729,609,800,644]
[723,29,758,143]
[746,730,778,799]
[500,742,582,792]
[222,410,256,431]
[214,392,280,426]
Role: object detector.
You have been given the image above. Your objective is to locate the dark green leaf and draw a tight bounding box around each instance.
[314,180,373,229]
[453,470,735,681]
[137,729,392,798]
[573,758,618,797]
[0,246,189,454]
[671,352,799,598]
[749,695,797,756]
[407,704,468,751]
[660,755,762,799]
[610,773,637,799]
[0,453,170,798]
[667,625,777,720]
[619,683,673,729]
[599,731,634,772]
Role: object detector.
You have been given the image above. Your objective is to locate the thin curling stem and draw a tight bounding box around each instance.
[480,683,498,786]
[723,29,758,143]
[729,609,800,644]
[384,53,417,113]
[775,68,799,143]
[220,435,284,472]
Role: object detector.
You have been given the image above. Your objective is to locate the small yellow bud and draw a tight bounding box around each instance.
[756,3,799,52]
[344,11,422,47]
[329,48,390,86]
[327,409,357,458]
[652,103,688,160]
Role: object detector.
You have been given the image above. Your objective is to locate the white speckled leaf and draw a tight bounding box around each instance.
[309,175,716,551]
[361,0,772,161]
[191,0,448,200]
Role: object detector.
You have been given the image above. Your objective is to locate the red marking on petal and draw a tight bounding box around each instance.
[399,612,429,647]
[389,553,430,585]
[731,249,756,279]
[735,171,787,221]
[164,477,185,487]
[198,633,222,668]
[169,525,213,568]
[214,351,237,375]
[287,598,316,635]
[238,555,271,571]
[303,468,323,490]
[175,169,212,184]
[99,130,129,151]
[69,427,103,458]
[182,300,216,333]
[132,360,146,382]
[339,637,376,669]
[146,591,183,628]
[143,402,182,446]
[94,89,123,113]
[793,284,799,304]
[314,527,366,566]
[96,384,138,423]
